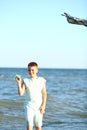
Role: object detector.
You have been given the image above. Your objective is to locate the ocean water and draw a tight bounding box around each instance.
[0,68,87,130]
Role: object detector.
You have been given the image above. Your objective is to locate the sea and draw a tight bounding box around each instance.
[0,68,87,130]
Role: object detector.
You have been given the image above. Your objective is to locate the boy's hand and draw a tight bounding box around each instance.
[15,75,21,83]
[39,105,45,114]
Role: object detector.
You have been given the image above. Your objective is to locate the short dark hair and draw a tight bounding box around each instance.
[28,62,38,68]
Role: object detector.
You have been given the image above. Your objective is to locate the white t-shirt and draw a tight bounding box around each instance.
[23,77,46,110]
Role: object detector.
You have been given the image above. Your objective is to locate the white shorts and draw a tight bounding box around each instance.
[25,108,43,127]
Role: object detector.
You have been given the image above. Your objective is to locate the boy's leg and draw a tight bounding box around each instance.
[34,110,43,130]
[36,127,41,130]
[27,126,32,130]
[25,108,34,130]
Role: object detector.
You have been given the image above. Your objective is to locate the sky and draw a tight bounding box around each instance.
[0,0,87,68]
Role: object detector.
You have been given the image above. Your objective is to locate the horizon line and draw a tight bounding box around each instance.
[0,66,87,70]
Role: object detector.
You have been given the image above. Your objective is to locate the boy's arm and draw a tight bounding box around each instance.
[40,85,47,114]
[17,81,25,96]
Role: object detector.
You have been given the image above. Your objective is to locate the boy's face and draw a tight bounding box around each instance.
[28,66,38,78]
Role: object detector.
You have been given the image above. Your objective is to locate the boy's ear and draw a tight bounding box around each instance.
[36,68,38,73]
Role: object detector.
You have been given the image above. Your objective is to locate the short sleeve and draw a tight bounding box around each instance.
[23,78,29,89]
[40,77,46,89]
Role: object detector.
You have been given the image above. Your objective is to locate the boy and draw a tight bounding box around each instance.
[16,62,47,130]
